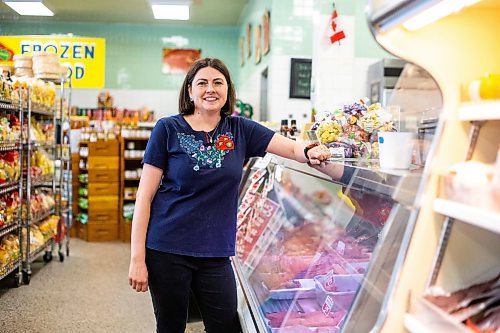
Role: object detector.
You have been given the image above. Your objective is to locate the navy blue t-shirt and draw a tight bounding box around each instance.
[143,114,275,257]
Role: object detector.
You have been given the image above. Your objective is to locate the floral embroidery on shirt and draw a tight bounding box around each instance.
[178,132,235,171]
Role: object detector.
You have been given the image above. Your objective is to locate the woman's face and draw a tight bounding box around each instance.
[189,66,228,114]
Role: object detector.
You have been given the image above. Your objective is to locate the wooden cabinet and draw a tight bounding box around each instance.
[77,140,121,241]
[119,132,151,241]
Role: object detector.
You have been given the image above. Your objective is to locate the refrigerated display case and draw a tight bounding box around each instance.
[233,156,423,332]
[365,0,500,332]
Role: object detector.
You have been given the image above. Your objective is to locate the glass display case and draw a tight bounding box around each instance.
[233,156,422,333]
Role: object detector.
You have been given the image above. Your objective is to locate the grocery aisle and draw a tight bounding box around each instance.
[0,239,205,333]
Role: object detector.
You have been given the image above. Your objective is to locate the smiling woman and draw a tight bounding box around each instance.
[128,57,332,332]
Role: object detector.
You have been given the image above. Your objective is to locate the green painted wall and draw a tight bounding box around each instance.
[0,21,239,90]
[0,0,391,90]
[236,0,316,86]
[237,0,272,86]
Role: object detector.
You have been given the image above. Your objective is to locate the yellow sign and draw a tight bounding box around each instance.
[0,35,106,88]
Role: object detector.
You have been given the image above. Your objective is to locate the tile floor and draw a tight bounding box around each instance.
[0,238,205,333]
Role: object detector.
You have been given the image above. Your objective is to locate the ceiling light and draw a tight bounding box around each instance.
[2,0,54,16]
[402,0,481,31]
[151,4,189,20]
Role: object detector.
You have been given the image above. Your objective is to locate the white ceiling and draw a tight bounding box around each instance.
[0,0,248,25]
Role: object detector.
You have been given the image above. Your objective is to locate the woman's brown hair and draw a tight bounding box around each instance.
[178,58,236,117]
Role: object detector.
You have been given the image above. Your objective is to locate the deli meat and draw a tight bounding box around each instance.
[273,325,314,333]
[425,273,500,313]
[267,311,346,328]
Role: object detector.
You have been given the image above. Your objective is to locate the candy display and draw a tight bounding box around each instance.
[24,118,54,143]
[0,151,20,184]
[30,148,55,181]
[9,77,56,110]
[0,114,21,142]
[0,74,14,101]
[21,217,58,258]
[311,99,396,159]
[0,234,20,275]
[21,190,55,220]
[0,191,20,228]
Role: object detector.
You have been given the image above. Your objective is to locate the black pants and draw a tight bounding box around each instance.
[145,248,240,333]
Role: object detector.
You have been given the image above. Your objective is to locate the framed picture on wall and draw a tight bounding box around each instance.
[289,58,312,99]
[246,23,252,59]
[239,37,245,67]
[262,10,270,55]
[162,48,201,74]
[255,24,261,64]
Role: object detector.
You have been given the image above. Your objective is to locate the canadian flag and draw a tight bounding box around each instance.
[327,7,346,44]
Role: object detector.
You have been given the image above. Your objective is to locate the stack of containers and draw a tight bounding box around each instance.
[31,52,65,81]
[13,54,33,77]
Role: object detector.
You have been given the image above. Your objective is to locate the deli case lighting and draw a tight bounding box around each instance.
[402,0,482,31]
[371,0,483,32]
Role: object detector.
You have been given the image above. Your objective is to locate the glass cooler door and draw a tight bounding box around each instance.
[234,157,420,332]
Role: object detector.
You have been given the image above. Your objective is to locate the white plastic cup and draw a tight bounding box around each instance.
[378,132,414,169]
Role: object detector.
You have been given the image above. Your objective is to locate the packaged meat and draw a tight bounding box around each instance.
[425,273,500,313]
[266,279,316,300]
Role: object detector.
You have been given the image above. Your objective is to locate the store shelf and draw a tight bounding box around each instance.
[407,297,472,333]
[24,108,55,117]
[0,260,20,281]
[403,314,434,333]
[0,222,19,238]
[0,101,19,111]
[123,197,136,201]
[28,208,55,226]
[0,182,19,195]
[434,198,500,234]
[24,141,56,150]
[458,100,500,121]
[28,239,54,264]
[138,121,156,128]
[122,137,149,140]
[0,141,20,151]
[124,157,143,160]
[276,157,423,205]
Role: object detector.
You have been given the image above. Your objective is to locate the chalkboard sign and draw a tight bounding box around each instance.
[289,58,312,99]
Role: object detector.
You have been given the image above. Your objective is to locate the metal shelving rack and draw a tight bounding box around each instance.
[0,92,23,287]
[55,77,72,259]
[21,85,58,284]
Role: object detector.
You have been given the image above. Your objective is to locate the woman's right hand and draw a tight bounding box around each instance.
[128,259,149,292]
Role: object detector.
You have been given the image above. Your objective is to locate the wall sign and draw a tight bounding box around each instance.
[262,10,270,55]
[289,58,312,99]
[162,48,201,74]
[0,35,105,88]
[254,24,262,65]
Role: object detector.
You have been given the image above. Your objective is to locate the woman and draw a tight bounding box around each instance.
[128,58,331,333]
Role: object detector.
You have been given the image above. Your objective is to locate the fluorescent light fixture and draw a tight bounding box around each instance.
[152,4,189,20]
[3,0,54,16]
[402,0,481,31]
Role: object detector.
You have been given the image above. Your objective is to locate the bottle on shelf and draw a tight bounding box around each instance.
[280,119,289,137]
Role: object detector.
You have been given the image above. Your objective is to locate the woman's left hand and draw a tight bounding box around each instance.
[307,145,331,165]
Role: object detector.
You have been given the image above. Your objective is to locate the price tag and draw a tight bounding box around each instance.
[253,154,272,169]
[324,269,336,290]
[322,295,334,317]
[275,165,283,183]
[329,147,345,158]
[337,241,346,256]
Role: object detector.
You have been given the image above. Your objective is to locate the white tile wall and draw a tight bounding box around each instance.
[312,14,380,114]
